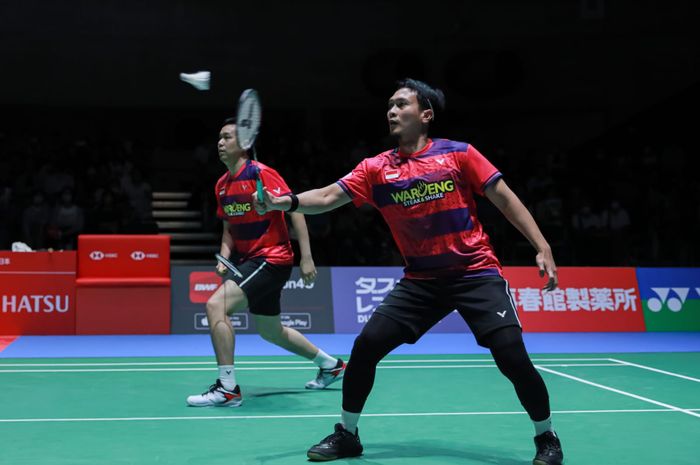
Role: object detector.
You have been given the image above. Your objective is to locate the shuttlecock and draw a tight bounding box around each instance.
[11,241,33,252]
[180,71,211,91]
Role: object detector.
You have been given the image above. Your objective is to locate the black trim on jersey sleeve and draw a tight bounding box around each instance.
[336,180,354,198]
[481,172,503,194]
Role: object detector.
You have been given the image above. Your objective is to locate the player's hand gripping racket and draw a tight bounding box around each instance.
[215,253,244,278]
[235,89,263,201]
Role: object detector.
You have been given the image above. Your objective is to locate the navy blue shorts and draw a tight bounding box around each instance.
[374,275,521,346]
[226,258,292,316]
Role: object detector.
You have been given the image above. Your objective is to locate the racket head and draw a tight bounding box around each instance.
[235,89,262,151]
[215,253,244,279]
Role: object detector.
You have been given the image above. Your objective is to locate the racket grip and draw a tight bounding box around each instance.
[256,179,264,201]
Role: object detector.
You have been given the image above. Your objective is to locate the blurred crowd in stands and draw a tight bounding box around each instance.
[0,133,156,251]
[1,122,697,267]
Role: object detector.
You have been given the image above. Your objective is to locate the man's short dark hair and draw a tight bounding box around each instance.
[396,78,446,117]
[222,117,237,126]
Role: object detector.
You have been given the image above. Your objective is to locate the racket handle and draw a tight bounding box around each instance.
[256,179,264,202]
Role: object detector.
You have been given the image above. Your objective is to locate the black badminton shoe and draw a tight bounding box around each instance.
[533,431,563,465]
[307,423,363,461]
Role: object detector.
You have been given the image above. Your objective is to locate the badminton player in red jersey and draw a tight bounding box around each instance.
[254,80,564,464]
[186,118,345,408]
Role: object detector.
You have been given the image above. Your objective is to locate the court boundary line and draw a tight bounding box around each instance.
[1,407,698,424]
[0,357,613,367]
[0,363,623,373]
[536,366,700,419]
[608,358,700,383]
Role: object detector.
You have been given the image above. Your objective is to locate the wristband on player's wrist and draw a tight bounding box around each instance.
[286,193,299,212]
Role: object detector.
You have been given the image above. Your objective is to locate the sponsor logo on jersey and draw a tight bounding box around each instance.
[390,179,455,207]
[223,202,252,216]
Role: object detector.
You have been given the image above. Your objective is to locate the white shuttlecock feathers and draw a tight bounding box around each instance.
[180,71,211,91]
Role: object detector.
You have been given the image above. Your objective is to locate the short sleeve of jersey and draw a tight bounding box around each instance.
[260,167,292,196]
[337,159,373,207]
[458,145,502,196]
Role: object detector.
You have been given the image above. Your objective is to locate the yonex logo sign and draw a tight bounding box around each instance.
[647,288,700,312]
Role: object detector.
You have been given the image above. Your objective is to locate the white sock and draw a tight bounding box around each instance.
[341,410,361,434]
[218,365,236,390]
[313,349,338,369]
[533,416,553,436]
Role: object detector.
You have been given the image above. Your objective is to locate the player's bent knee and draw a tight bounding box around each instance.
[482,325,525,351]
[350,333,383,361]
[205,299,226,319]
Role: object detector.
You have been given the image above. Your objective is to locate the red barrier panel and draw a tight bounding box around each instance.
[77,235,170,278]
[503,267,645,332]
[76,235,171,335]
[0,251,76,335]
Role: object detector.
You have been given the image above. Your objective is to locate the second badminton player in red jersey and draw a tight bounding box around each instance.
[186,118,346,409]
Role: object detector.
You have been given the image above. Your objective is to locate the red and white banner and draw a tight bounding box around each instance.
[504,267,645,332]
[76,235,171,335]
[0,251,76,335]
[78,234,169,280]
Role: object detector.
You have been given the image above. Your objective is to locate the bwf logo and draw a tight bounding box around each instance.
[131,251,145,261]
[189,272,222,303]
[647,287,700,312]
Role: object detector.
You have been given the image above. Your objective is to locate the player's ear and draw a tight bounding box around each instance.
[421,108,434,123]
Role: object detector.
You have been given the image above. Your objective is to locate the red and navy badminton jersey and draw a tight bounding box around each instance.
[337,139,503,279]
[216,160,293,265]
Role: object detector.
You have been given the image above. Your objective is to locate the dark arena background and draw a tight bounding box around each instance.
[0,2,698,465]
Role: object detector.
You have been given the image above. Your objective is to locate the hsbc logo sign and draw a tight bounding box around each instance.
[89,250,118,260]
[189,271,222,303]
[130,251,160,261]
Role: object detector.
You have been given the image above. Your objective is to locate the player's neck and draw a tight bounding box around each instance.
[227,154,249,174]
[398,134,430,156]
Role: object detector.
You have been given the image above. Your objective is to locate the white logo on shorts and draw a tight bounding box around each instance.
[497,310,507,318]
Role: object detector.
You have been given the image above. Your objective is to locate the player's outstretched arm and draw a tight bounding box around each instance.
[253,183,351,215]
[288,212,317,285]
[485,178,558,291]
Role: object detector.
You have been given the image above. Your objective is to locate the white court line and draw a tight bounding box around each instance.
[537,366,700,419]
[608,358,700,383]
[0,358,613,368]
[0,363,622,374]
[0,408,697,424]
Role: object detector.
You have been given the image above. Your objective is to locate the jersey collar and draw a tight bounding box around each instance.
[396,139,433,159]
